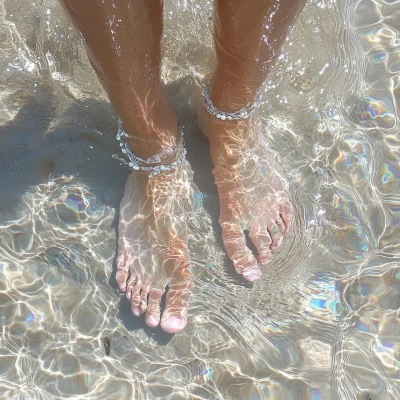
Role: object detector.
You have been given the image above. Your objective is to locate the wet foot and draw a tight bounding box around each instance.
[116,165,192,333]
[196,91,292,282]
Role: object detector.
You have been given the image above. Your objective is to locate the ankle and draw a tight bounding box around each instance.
[117,116,186,177]
[115,85,179,159]
[210,36,269,111]
[210,68,262,112]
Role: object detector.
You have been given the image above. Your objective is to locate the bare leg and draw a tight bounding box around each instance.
[206,0,306,281]
[210,0,306,111]
[61,0,191,332]
[61,0,177,156]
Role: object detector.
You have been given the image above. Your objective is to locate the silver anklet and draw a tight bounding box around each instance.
[115,119,186,177]
[202,85,263,121]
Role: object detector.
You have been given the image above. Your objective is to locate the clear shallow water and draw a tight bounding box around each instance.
[0,0,399,398]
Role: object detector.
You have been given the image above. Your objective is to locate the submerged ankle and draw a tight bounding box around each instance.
[209,68,265,112]
[119,93,179,159]
[124,117,179,159]
[116,115,185,177]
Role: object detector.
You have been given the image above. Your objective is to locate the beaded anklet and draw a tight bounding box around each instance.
[115,119,186,178]
[202,85,263,121]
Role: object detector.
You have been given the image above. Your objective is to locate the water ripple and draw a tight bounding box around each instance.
[0,0,399,398]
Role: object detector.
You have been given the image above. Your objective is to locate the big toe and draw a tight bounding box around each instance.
[160,272,191,334]
[242,264,262,281]
[161,315,187,333]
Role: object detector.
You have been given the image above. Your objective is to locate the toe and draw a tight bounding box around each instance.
[139,282,150,314]
[116,256,129,292]
[280,203,292,233]
[268,222,283,251]
[131,280,142,317]
[221,222,261,281]
[162,315,186,333]
[242,264,263,281]
[161,268,192,334]
[276,216,286,235]
[249,226,272,266]
[145,288,163,328]
[126,273,136,301]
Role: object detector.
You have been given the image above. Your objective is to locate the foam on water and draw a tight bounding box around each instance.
[0,0,399,399]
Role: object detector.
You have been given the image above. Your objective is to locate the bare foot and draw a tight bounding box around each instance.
[196,92,292,282]
[116,164,192,333]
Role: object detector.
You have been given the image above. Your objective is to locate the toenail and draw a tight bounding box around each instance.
[162,315,187,333]
[246,272,261,282]
[146,315,159,327]
[132,307,141,316]
[242,265,261,282]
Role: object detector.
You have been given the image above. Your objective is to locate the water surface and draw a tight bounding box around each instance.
[0,0,399,399]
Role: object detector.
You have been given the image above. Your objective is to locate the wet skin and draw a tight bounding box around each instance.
[207,115,292,282]
[116,164,192,333]
[115,108,292,332]
[61,0,306,332]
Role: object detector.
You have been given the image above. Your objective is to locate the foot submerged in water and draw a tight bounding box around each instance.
[116,165,192,333]
[196,90,292,282]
